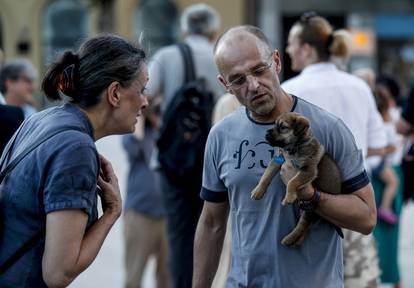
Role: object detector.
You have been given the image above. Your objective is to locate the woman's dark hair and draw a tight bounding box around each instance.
[42,35,146,108]
[294,12,351,61]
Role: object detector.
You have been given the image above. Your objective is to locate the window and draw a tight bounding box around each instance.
[42,0,90,66]
[134,0,178,56]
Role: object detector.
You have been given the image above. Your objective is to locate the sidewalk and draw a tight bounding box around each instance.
[70,135,414,288]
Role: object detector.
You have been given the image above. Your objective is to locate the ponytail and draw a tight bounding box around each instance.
[42,51,80,102]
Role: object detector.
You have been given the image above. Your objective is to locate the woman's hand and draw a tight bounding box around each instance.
[97,154,122,218]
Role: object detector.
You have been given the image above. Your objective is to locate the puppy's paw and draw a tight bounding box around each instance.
[281,232,304,247]
[251,186,265,200]
[281,194,297,205]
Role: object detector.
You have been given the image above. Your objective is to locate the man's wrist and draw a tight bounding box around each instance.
[297,187,321,212]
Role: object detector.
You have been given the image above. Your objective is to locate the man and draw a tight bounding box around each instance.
[193,25,376,287]
[146,4,224,287]
[0,59,38,118]
[282,14,387,287]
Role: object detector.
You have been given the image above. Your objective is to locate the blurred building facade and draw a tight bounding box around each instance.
[1,0,414,106]
[0,0,244,107]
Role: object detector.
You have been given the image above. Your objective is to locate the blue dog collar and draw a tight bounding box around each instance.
[273,154,285,165]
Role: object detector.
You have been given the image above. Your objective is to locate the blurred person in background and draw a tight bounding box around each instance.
[371,83,404,288]
[0,35,148,287]
[282,12,387,288]
[146,3,223,287]
[0,104,24,155]
[396,86,414,203]
[397,86,414,135]
[0,49,25,156]
[0,59,38,118]
[122,96,170,288]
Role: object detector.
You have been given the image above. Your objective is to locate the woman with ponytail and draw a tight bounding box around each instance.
[282,12,387,288]
[0,34,148,287]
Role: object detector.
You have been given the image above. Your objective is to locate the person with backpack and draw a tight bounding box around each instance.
[146,3,224,287]
[0,35,148,287]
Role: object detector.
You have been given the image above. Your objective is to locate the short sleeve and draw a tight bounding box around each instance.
[326,119,370,194]
[43,142,99,217]
[200,130,228,203]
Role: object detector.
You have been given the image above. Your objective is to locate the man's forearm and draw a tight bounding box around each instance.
[315,187,376,235]
[193,215,227,288]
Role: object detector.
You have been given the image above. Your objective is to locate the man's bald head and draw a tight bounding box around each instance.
[214,26,273,75]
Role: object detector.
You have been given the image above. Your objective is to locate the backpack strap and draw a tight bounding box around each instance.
[178,43,196,83]
[0,125,84,275]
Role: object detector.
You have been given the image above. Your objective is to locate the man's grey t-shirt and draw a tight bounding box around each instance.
[201,96,369,288]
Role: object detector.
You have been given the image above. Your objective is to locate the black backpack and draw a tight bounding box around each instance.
[157,43,214,189]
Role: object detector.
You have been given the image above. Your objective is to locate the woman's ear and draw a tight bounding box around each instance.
[106,81,121,108]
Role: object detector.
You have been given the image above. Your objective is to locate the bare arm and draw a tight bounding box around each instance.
[193,201,229,288]
[314,184,376,234]
[397,118,414,136]
[281,163,376,235]
[42,155,122,288]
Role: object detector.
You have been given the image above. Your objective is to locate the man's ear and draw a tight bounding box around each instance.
[272,49,282,74]
[106,81,121,108]
[294,115,310,136]
[218,75,232,93]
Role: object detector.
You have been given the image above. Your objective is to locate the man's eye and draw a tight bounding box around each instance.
[232,76,246,86]
[252,66,267,76]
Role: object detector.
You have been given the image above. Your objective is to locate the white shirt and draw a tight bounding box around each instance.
[282,63,387,158]
[0,92,5,104]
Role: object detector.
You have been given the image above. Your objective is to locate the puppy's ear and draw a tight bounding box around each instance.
[294,116,310,137]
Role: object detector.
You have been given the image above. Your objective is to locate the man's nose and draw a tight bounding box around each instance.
[246,74,260,91]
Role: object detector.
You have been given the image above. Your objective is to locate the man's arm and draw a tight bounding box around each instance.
[281,164,376,235]
[315,184,376,234]
[193,201,229,288]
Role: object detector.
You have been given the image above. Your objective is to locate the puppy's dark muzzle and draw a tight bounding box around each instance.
[265,129,275,145]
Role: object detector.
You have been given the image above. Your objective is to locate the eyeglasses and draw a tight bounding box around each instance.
[225,57,274,89]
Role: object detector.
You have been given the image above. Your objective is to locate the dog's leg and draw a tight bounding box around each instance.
[281,212,316,246]
[282,169,317,205]
[251,160,281,200]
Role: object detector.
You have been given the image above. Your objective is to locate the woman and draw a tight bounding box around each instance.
[0,35,148,287]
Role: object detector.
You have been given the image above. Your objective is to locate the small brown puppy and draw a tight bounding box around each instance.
[251,112,342,246]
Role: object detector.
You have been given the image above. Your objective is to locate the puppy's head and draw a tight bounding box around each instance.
[266,112,311,148]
